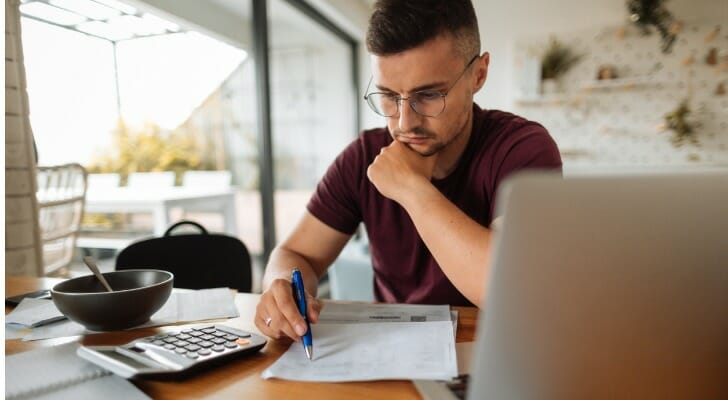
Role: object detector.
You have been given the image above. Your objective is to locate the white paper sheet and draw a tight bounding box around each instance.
[19,288,239,341]
[318,302,452,323]
[5,297,66,327]
[261,321,458,382]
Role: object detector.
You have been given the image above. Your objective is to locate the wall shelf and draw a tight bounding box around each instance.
[579,76,664,91]
[515,77,667,106]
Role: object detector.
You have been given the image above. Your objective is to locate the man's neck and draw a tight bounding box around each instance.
[432,110,474,180]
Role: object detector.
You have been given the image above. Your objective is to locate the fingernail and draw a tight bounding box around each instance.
[296,324,306,336]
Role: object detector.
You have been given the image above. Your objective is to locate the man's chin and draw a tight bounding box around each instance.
[403,142,442,157]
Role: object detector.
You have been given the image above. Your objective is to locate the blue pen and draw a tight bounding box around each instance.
[291,268,313,360]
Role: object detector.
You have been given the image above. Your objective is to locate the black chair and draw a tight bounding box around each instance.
[116,221,252,292]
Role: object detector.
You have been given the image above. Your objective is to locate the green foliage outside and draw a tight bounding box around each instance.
[86,119,215,186]
[83,119,217,230]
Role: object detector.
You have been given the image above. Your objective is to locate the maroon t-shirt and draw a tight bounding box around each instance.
[307,104,562,306]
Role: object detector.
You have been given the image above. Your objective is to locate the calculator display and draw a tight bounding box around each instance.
[96,349,154,370]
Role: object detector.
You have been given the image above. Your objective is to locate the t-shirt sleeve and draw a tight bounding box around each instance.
[306,137,364,235]
[491,124,562,217]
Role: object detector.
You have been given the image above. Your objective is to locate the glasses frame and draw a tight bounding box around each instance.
[363,55,479,118]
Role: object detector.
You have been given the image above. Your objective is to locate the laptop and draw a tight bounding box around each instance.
[416,171,728,399]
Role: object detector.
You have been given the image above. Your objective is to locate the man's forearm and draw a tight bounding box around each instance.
[263,247,322,296]
[400,183,493,306]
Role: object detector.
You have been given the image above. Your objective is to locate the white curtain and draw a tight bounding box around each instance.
[5,0,44,276]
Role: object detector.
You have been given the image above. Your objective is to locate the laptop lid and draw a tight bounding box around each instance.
[468,172,728,399]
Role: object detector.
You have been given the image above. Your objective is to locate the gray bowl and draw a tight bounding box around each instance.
[51,269,173,331]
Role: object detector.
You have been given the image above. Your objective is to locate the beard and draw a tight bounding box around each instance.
[393,125,464,157]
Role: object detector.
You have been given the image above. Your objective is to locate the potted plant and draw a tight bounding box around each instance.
[540,37,583,94]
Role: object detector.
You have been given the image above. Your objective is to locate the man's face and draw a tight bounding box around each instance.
[370,34,487,157]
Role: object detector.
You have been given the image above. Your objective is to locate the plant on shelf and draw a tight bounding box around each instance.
[540,37,583,93]
[660,99,700,146]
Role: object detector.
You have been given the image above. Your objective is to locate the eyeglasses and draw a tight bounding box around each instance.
[363,55,478,118]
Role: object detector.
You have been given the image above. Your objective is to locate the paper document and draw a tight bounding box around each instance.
[5,297,66,327]
[14,288,239,341]
[318,302,452,323]
[262,321,457,382]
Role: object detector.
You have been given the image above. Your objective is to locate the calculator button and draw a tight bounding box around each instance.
[223,334,238,341]
[236,339,250,346]
[212,345,225,352]
[238,332,252,338]
[173,340,189,347]
[202,328,217,334]
[212,331,227,337]
[181,329,194,334]
[199,341,214,348]
[193,325,214,331]
[153,340,165,346]
[185,344,201,352]
[198,349,211,356]
[185,352,199,359]
[163,337,178,343]
[164,344,176,350]
[224,342,238,349]
[200,334,215,340]
[211,338,226,345]
[177,334,192,340]
[189,331,203,337]
[175,348,187,355]
[187,337,201,344]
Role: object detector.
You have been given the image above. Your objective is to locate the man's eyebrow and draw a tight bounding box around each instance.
[374,80,449,93]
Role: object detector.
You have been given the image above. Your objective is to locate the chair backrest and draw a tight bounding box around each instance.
[182,170,232,188]
[36,163,88,275]
[126,171,175,187]
[115,221,252,292]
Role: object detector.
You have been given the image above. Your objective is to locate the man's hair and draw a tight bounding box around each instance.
[366,0,480,61]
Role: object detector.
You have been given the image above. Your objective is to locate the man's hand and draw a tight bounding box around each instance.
[255,278,321,341]
[366,140,437,204]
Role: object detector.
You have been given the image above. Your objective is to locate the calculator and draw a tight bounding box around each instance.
[77,324,267,379]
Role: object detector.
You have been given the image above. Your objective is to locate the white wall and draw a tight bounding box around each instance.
[474,0,728,110]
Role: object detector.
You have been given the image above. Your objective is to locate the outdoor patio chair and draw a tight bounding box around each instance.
[36,163,88,275]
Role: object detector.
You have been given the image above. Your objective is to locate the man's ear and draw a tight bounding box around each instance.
[472,52,490,93]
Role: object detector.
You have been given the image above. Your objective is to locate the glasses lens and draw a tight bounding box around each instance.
[411,92,445,117]
[366,93,398,117]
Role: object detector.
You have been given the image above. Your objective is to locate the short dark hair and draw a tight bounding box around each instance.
[366,0,480,61]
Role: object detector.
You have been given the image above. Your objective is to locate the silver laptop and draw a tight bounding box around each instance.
[417,171,728,399]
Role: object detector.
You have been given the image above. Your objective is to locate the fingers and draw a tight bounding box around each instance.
[255,278,318,341]
[307,293,322,323]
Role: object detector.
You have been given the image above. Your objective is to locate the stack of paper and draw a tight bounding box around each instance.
[262,303,458,382]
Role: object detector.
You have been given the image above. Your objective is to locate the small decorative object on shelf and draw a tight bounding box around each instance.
[627,0,679,53]
[540,37,583,94]
[716,82,726,96]
[704,25,720,43]
[705,47,718,66]
[597,65,618,80]
[660,99,700,146]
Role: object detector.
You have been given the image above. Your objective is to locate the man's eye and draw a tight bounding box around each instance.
[417,91,442,101]
[383,93,400,101]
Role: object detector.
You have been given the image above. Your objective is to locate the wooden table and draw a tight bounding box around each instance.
[5,276,479,400]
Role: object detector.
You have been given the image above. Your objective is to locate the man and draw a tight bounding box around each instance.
[255,0,561,342]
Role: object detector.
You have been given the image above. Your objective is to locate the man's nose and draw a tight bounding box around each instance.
[396,98,421,133]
